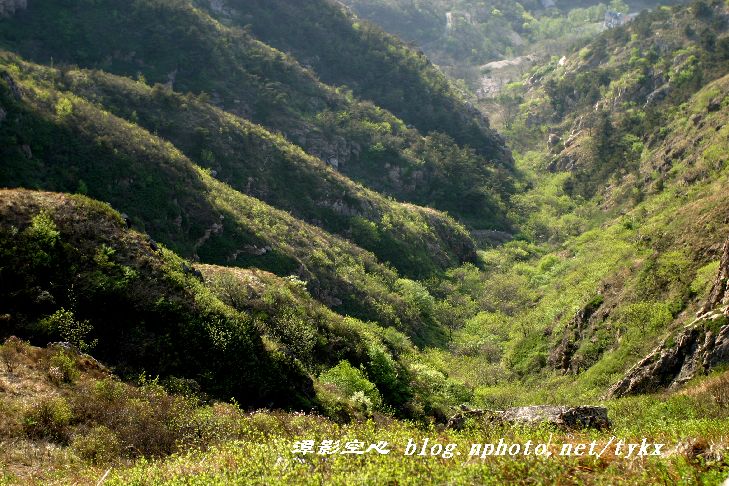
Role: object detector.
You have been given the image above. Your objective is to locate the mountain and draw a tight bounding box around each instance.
[205,0,510,158]
[0,55,472,345]
[3,53,478,278]
[2,1,729,484]
[0,0,516,229]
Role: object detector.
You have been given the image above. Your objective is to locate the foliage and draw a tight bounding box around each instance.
[320,360,383,412]
[40,309,97,352]
[48,350,80,384]
[23,397,73,444]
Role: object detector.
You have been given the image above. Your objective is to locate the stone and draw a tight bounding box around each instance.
[0,0,26,18]
[120,213,132,228]
[644,84,670,108]
[499,405,611,430]
[20,144,32,159]
[2,73,23,100]
[447,405,610,431]
[547,152,578,172]
[548,296,604,373]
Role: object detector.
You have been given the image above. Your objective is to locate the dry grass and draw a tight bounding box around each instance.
[680,369,729,408]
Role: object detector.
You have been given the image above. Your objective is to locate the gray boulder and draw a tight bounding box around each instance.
[447,405,610,431]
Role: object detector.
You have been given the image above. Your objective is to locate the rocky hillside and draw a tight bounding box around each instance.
[608,235,729,397]
[506,0,729,200]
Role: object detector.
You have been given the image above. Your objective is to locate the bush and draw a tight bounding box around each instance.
[1,336,27,373]
[23,397,73,443]
[71,379,242,457]
[40,309,97,352]
[320,361,382,411]
[48,350,80,384]
[71,425,122,464]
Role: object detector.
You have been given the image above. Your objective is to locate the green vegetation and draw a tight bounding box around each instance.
[1,338,728,484]
[1,0,729,483]
[340,0,662,83]
[0,0,516,229]
[1,52,478,278]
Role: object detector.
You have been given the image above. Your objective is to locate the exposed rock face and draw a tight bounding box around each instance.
[1,73,23,100]
[447,405,610,431]
[500,406,610,430]
[547,151,579,172]
[0,0,26,17]
[548,296,604,373]
[700,238,729,314]
[608,238,729,398]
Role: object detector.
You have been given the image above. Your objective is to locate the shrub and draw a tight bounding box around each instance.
[40,309,97,352]
[708,373,729,408]
[55,97,73,119]
[320,361,382,411]
[690,261,720,300]
[617,301,673,335]
[71,379,241,457]
[71,425,122,464]
[48,350,80,384]
[23,397,73,443]
[0,336,27,373]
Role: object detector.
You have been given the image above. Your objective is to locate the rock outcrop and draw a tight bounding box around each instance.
[548,296,604,373]
[0,0,26,17]
[607,238,729,398]
[447,405,610,431]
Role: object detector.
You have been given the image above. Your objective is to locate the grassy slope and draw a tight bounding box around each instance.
[0,0,516,229]
[2,337,727,484]
[0,65,452,344]
[7,53,477,278]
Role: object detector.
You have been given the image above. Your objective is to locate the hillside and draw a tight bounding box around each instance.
[0,0,516,229]
[338,0,658,75]
[2,52,478,279]
[0,188,467,418]
[206,0,510,158]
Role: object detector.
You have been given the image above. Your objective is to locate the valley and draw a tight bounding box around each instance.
[1,0,728,483]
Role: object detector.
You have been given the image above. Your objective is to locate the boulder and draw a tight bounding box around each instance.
[447,405,610,431]
[547,152,578,172]
[499,405,611,430]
